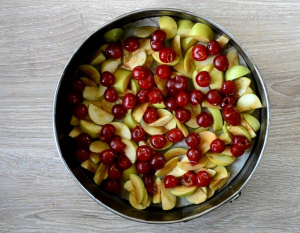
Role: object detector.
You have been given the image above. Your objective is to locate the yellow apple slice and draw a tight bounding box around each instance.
[173,58,195,79]
[206,152,235,166]
[170,185,197,197]
[152,177,162,204]
[210,172,231,191]
[69,126,82,138]
[165,118,176,131]
[148,114,172,127]
[79,120,102,138]
[132,103,148,123]
[198,131,217,154]
[176,19,194,38]
[140,119,168,136]
[130,174,146,204]
[213,165,228,180]
[122,139,138,164]
[216,34,230,48]
[201,154,217,168]
[207,188,215,199]
[181,37,198,51]
[207,108,223,134]
[236,93,262,112]
[145,55,154,68]
[241,113,260,132]
[124,180,134,194]
[152,102,166,109]
[153,75,168,96]
[234,77,251,98]
[80,77,98,87]
[133,26,157,38]
[218,133,232,145]
[81,159,98,173]
[161,183,177,210]
[164,148,187,161]
[227,49,239,68]
[89,152,100,164]
[88,104,114,125]
[121,51,147,70]
[241,118,256,138]
[70,115,79,126]
[93,163,108,185]
[100,43,108,52]
[177,158,206,171]
[159,16,177,39]
[183,46,194,73]
[209,67,224,90]
[195,168,216,177]
[82,100,103,109]
[201,100,222,109]
[189,23,214,43]
[185,187,207,204]
[185,113,198,128]
[175,118,189,137]
[244,87,254,95]
[195,127,210,134]
[129,193,147,210]
[222,147,233,156]
[83,86,101,101]
[101,98,122,114]
[171,35,182,58]
[95,85,107,99]
[101,59,119,73]
[225,65,251,81]
[112,68,132,94]
[89,141,110,153]
[167,165,187,177]
[152,52,180,66]
[110,122,131,140]
[227,125,251,141]
[130,79,140,95]
[155,157,179,177]
[89,49,106,66]
[79,64,100,84]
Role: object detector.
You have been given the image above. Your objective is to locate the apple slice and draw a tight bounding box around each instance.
[148,114,172,127]
[82,100,103,109]
[207,108,223,134]
[79,64,100,84]
[69,126,82,138]
[103,28,124,43]
[145,55,154,68]
[100,98,121,114]
[209,67,224,90]
[130,174,147,204]
[213,165,228,180]
[216,34,230,48]
[189,23,214,44]
[89,141,110,153]
[95,85,107,99]
[185,113,198,128]
[227,49,239,68]
[184,104,201,115]
[207,188,215,199]
[241,113,260,132]
[100,43,108,52]
[80,77,98,87]
[171,35,182,58]
[167,165,187,177]
[236,93,262,112]
[133,38,154,55]
[122,165,138,181]
[141,119,168,136]
[206,152,235,166]
[81,159,98,173]
[132,103,148,122]
[175,118,189,137]
[227,125,251,141]
[225,65,251,81]
[160,183,177,210]
[149,138,173,151]
[70,115,79,126]
[159,16,177,39]
[79,120,102,138]
[110,122,131,140]
[93,163,108,185]
[234,77,251,98]
[89,49,106,66]
[181,37,198,51]
[130,79,140,95]
[89,152,100,163]
[185,187,207,204]
[155,157,179,177]
[122,139,137,164]
[124,180,134,194]
[201,154,217,168]
[176,19,194,38]
[101,59,119,73]
[244,87,254,95]
[123,112,140,129]
[195,127,210,134]
[152,102,166,109]
[153,75,168,96]
[195,168,216,177]
[152,52,180,66]
[129,193,147,210]
[218,133,232,145]
[201,100,222,109]
[183,46,194,73]
[83,86,101,101]
[241,118,256,138]
[192,70,210,94]
[173,58,195,79]
[112,68,132,94]
[210,172,231,191]
[198,131,217,154]
[177,158,206,171]
[121,51,147,70]
[133,26,157,38]
[88,104,114,125]
[164,148,187,161]
[152,177,162,204]
[170,185,197,197]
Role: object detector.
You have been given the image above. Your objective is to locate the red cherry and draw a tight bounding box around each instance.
[74,148,90,162]
[112,104,126,119]
[137,89,149,103]
[166,77,179,96]
[104,87,118,102]
[181,172,197,187]
[159,47,176,63]
[132,66,149,80]
[221,81,235,96]
[131,126,146,142]
[136,161,151,174]
[176,91,190,107]
[230,145,245,157]
[187,148,202,164]
[196,112,213,127]
[185,132,201,148]
[206,89,223,106]
[156,65,172,79]
[100,71,115,87]
[104,179,121,195]
[231,135,251,150]
[100,149,116,165]
[174,75,189,92]
[196,171,211,187]
[190,90,205,106]
[214,54,229,71]
[108,163,123,180]
[74,104,88,119]
[143,107,158,124]
[164,175,178,188]
[136,145,153,161]
[67,93,81,105]
[151,30,167,42]
[122,93,137,110]
[192,44,208,61]
[143,174,157,194]
[138,75,155,90]
[221,96,237,109]
[167,128,184,143]
[207,40,221,55]
[76,133,92,148]
[117,154,132,170]
[150,40,165,51]
[105,42,123,59]
[150,135,167,149]
[175,108,191,123]
[210,138,226,153]
[124,37,140,52]
[71,79,85,93]
[148,88,164,104]
[109,135,126,152]
[222,107,241,126]
[165,97,178,111]
[99,124,116,142]
[149,152,166,170]
[196,71,211,87]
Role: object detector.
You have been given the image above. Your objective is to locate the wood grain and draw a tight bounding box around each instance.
[1,0,300,232]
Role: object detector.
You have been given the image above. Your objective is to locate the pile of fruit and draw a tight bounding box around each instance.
[67,16,262,210]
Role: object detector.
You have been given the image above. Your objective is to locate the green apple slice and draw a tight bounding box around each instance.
[155,157,179,177]
[90,49,106,66]
[148,115,172,127]
[130,174,146,204]
[121,51,147,70]
[152,102,166,109]
[82,86,101,101]
[80,77,98,87]
[206,152,235,166]
[88,104,114,125]
[81,159,98,173]
[79,64,100,84]
[241,113,260,132]
[110,122,131,140]
[241,118,256,138]
[216,34,230,48]
[130,79,140,95]
[69,126,82,138]
[234,77,251,98]
[170,185,197,197]
[93,163,108,185]
[89,141,110,153]
[198,131,217,154]
[112,68,132,94]
[176,19,194,38]
[171,35,182,58]
[213,165,228,180]
[227,49,239,68]
[173,58,195,79]
[210,172,230,191]
[152,177,162,204]
[100,43,108,52]
[185,187,207,204]
[123,112,140,129]
[159,16,177,39]
[132,103,149,122]
[122,139,138,164]
[133,26,157,38]
[152,52,180,66]
[225,65,251,81]
[181,37,198,51]
[236,93,262,112]
[103,28,124,43]
[140,119,168,136]
[207,108,223,134]
[189,23,214,43]
[164,148,187,161]
[122,164,138,181]
[79,120,102,138]
[209,67,224,90]
[101,59,119,73]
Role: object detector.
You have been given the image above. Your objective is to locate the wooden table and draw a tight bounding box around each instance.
[1,0,299,232]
